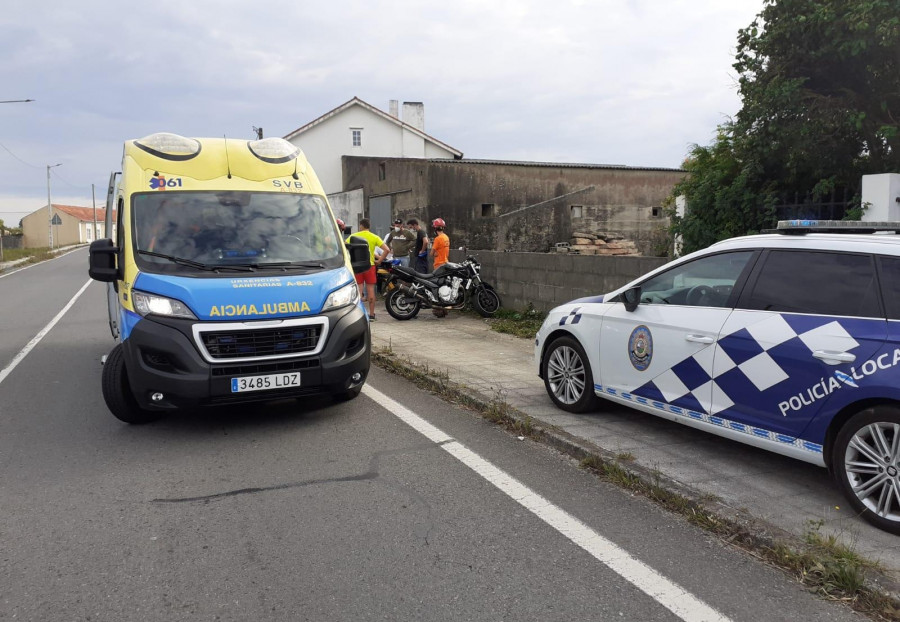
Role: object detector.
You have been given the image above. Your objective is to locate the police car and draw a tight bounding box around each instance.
[535,221,900,534]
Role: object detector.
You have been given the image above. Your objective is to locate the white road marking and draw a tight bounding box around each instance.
[362,383,732,622]
[0,279,93,387]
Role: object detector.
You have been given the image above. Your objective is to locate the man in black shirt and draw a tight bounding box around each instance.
[406,218,429,272]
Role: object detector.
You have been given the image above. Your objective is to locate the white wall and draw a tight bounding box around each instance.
[861,174,900,221]
[287,103,456,195]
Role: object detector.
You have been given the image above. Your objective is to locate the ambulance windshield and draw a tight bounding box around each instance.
[132,192,343,272]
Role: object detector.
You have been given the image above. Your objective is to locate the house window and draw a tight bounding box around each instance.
[86,223,92,241]
[378,162,386,181]
[571,205,583,218]
[652,206,661,217]
[351,129,362,147]
[481,203,496,218]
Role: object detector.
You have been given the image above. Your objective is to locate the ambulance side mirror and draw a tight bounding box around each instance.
[622,286,641,312]
[88,238,120,282]
[346,238,370,274]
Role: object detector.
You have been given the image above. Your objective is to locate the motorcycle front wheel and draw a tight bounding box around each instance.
[473,286,501,317]
[385,289,421,320]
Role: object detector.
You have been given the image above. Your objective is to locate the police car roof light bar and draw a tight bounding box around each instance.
[770,220,900,235]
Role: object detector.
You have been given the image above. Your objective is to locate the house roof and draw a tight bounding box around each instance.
[283,97,463,158]
[52,204,117,223]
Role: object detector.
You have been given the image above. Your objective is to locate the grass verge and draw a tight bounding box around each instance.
[483,303,546,339]
[0,247,60,271]
[372,344,900,621]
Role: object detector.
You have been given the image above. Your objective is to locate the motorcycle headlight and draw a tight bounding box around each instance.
[323,282,359,311]
[132,290,197,319]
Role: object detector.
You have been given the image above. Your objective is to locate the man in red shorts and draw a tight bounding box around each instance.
[346,218,390,321]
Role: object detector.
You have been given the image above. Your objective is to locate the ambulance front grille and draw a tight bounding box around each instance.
[199,324,324,360]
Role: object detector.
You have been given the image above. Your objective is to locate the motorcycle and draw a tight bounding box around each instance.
[382,255,502,320]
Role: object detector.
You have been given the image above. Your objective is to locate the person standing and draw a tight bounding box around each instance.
[430,218,450,270]
[384,218,416,267]
[407,218,429,272]
[346,218,390,321]
[429,218,450,317]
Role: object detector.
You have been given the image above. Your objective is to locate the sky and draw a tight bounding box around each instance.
[0,0,764,228]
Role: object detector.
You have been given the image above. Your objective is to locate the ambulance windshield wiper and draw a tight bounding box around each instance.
[232,261,326,270]
[138,250,254,272]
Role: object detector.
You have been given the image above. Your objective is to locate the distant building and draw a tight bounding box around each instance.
[21,204,115,249]
[283,97,462,236]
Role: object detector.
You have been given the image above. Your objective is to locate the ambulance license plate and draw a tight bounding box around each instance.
[231,372,301,393]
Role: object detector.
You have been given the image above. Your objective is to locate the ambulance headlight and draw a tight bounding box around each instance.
[248,137,301,164]
[132,290,197,319]
[322,282,359,312]
[133,133,201,161]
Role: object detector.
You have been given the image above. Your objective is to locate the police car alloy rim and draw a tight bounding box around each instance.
[547,346,586,405]
[845,422,900,521]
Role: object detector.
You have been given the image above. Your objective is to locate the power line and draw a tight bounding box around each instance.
[0,141,41,169]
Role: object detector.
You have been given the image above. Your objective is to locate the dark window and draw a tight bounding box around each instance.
[743,250,880,318]
[481,203,495,217]
[378,162,386,181]
[651,206,661,217]
[878,256,900,320]
[638,250,754,308]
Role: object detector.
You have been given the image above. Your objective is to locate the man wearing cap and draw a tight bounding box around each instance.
[384,218,416,267]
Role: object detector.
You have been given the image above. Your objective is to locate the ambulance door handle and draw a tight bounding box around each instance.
[685,334,715,344]
[812,350,856,364]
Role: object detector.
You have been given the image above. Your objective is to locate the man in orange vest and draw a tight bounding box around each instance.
[429,218,450,317]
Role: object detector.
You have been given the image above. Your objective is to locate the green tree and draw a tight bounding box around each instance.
[670,0,900,254]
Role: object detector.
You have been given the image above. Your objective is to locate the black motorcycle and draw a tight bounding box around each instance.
[383,256,501,320]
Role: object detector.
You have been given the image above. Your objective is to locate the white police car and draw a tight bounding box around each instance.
[535,221,900,534]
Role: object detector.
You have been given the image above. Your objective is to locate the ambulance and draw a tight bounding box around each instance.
[89,133,371,424]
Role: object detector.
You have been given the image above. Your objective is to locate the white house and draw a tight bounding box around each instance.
[282,97,462,234]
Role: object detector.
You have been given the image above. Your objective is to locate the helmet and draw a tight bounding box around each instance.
[336,218,345,231]
[432,217,446,229]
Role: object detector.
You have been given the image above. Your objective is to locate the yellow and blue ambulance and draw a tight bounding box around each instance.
[89,133,370,424]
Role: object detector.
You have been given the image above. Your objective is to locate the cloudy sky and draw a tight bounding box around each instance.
[0,0,763,227]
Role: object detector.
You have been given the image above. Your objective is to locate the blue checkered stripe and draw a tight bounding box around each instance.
[603,314,866,455]
[595,382,824,454]
[559,307,582,326]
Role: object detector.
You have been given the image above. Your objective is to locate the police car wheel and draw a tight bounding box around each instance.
[101,344,163,425]
[542,336,600,413]
[833,406,900,535]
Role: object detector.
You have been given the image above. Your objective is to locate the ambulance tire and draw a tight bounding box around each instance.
[102,344,163,425]
[332,385,363,402]
[832,406,900,535]
[541,336,601,413]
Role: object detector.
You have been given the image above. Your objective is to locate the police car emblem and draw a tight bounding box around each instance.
[629,325,653,371]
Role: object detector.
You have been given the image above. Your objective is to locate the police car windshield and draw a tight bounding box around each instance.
[132,191,343,271]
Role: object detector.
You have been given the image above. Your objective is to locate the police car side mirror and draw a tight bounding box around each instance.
[346,238,370,274]
[622,286,641,312]
[88,238,120,282]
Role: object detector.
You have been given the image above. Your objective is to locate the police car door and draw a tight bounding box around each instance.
[599,251,756,417]
[714,249,886,446]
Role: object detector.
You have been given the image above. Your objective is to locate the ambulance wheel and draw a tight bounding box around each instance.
[832,406,900,535]
[542,336,600,413]
[102,344,162,425]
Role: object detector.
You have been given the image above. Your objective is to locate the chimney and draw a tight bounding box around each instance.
[389,100,399,118]
[402,102,425,131]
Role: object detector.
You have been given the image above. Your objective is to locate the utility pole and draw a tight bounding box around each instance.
[92,183,97,244]
[253,126,263,140]
[47,163,61,249]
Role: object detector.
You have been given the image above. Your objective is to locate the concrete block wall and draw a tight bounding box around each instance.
[450,250,669,312]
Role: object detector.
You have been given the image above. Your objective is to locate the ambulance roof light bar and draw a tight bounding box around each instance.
[133,133,202,161]
[773,220,900,235]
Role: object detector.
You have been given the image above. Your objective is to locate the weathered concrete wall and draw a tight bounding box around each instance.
[343,157,684,257]
[449,249,669,312]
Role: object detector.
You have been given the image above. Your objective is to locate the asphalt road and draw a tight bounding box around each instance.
[0,249,863,621]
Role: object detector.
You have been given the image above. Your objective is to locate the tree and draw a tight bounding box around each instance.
[670,0,900,254]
